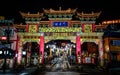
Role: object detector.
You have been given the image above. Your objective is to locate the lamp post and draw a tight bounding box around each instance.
[0,19,13,73]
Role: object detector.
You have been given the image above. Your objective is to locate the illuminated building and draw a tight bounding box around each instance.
[103,20,120,65]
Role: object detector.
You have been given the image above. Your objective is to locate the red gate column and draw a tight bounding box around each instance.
[39,34,44,64]
[76,34,81,63]
[98,37,104,66]
[15,35,18,64]
[17,36,23,65]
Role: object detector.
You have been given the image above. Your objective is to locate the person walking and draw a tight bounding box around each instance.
[62,51,71,70]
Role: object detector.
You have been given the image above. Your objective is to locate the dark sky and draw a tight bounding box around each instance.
[0,0,120,24]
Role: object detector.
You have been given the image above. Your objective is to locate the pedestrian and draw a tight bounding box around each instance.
[33,58,38,66]
[62,51,71,70]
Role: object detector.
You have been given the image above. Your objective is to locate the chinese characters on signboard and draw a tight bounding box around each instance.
[29,25,37,33]
[52,22,68,27]
[84,24,92,32]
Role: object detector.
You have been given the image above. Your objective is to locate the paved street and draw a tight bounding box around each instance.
[31,63,109,75]
[0,66,38,75]
[38,72,87,75]
[0,65,120,75]
[32,70,108,75]
[0,61,119,75]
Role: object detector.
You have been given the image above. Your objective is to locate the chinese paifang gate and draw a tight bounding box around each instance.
[3,7,106,67]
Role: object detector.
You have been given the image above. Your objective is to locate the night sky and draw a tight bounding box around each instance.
[0,0,120,24]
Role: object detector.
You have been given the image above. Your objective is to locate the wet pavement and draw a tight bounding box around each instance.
[32,63,109,75]
[0,66,38,75]
[40,72,87,75]
[32,69,108,75]
[0,63,119,75]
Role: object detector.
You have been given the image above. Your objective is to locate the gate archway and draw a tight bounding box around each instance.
[81,42,98,64]
[22,42,39,66]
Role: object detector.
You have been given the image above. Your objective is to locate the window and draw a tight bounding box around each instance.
[111,40,120,46]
